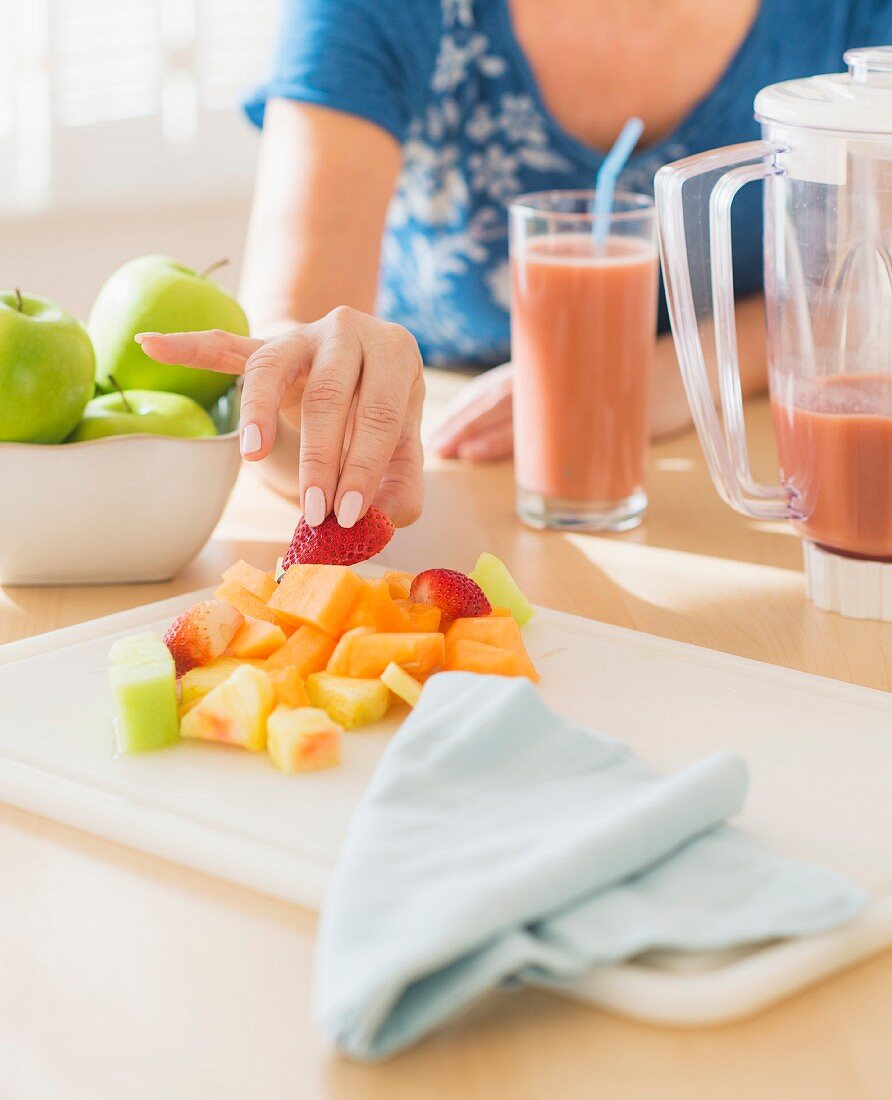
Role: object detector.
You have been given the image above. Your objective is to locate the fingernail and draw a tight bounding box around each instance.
[304,486,326,527]
[240,422,262,456]
[337,490,363,529]
[134,332,161,345]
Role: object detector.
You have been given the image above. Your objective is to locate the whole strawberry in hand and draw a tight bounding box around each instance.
[283,506,395,569]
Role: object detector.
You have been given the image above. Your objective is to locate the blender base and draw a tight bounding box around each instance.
[803,541,892,621]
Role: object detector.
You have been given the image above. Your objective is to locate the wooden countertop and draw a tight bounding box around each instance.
[3,372,891,1099]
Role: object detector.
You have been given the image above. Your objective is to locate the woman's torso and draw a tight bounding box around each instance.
[377,0,872,365]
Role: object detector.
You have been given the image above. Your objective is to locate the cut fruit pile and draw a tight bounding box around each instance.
[108,550,537,775]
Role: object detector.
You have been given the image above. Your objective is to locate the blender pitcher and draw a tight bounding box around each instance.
[656,48,892,620]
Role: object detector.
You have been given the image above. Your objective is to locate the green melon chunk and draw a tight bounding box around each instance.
[108,632,180,753]
[469,552,535,627]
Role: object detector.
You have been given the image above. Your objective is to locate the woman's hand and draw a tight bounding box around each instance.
[136,306,425,528]
[425,362,514,461]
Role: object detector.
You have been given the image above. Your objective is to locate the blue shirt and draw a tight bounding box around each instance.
[246,0,892,366]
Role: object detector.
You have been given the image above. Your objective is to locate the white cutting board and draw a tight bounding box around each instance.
[2,581,892,1028]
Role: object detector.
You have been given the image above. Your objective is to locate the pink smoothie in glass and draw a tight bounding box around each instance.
[772,373,892,559]
[511,233,658,503]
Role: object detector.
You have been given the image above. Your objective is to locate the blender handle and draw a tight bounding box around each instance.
[656,141,799,521]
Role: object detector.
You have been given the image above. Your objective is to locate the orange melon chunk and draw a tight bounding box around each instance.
[268,666,311,707]
[268,564,367,636]
[264,624,337,676]
[227,617,287,659]
[342,579,413,633]
[395,600,442,633]
[327,627,375,675]
[336,632,445,679]
[221,560,277,602]
[446,639,539,681]
[489,606,512,617]
[445,617,539,681]
[382,570,414,600]
[215,580,285,629]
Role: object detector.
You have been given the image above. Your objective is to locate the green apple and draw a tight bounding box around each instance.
[89,256,249,407]
[68,388,217,442]
[0,290,95,444]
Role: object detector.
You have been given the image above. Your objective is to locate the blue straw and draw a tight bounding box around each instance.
[593,116,644,246]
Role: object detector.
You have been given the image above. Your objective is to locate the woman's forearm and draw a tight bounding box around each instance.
[650,293,768,438]
[238,100,402,497]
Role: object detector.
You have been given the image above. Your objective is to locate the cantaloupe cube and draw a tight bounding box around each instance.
[382,570,414,600]
[227,617,287,659]
[267,706,342,773]
[306,672,390,729]
[445,617,539,681]
[489,606,512,617]
[327,627,375,675]
[342,578,412,633]
[221,560,277,602]
[446,615,528,656]
[380,662,423,707]
[446,639,539,681]
[268,666,310,707]
[180,655,266,707]
[336,632,445,679]
[395,599,442,632]
[267,564,367,636]
[180,665,275,751]
[215,580,284,628]
[264,623,337,676]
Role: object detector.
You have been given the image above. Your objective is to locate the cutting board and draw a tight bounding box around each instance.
[2,580,892,1027]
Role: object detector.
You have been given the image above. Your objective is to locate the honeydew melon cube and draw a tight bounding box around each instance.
[469,552,534,627]
[108,632,179,753]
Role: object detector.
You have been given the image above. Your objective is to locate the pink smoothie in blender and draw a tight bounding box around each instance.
[772,375,892,560]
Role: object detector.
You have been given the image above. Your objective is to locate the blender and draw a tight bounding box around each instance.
[656,47,892,620]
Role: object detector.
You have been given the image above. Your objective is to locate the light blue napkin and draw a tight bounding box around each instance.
[315,674,866,1060]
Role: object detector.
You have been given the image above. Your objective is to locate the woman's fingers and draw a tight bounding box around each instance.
[370,376,425,527]
[134,330,264,374]
[298,311,365,523]
[455,417,514,461]
[240,332,316,461]
[334,318,422,527]
[425,362,513,457]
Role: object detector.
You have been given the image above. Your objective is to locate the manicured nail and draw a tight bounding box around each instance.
[134,332,161,345]
[337,490,363,529]
[304,486,326,527]
[240,422,262,456]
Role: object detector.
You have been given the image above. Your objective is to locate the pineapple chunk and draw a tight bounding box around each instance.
[380,662,423,707]
[306,671,390,730]
[180,665,274,751]
[180,656,264,707]
[267,706,342,773]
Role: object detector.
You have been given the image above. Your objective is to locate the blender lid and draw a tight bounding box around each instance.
[755,47,892,134]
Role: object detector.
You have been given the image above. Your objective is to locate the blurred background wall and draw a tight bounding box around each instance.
[0,0,279,313]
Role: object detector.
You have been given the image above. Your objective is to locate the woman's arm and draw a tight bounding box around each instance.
[231,98,419,516]
[240,99,401,330]
[427,295,769,457]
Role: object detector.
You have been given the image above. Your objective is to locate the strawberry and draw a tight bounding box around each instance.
[282,506,395,569]
[409,568,491,626]
[163,599,244,677]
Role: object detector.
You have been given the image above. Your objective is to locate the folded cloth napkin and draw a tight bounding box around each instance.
[315,673,866,1060]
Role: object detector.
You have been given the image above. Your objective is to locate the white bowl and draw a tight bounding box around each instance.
[0,396,242,586]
